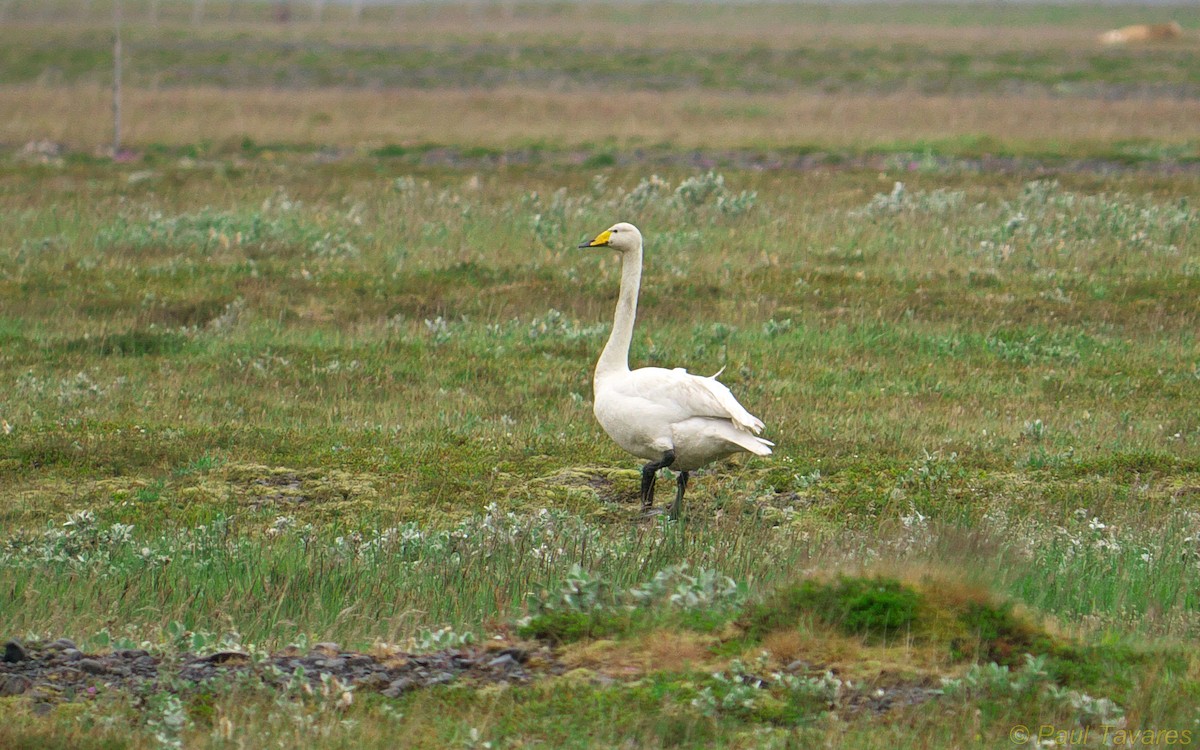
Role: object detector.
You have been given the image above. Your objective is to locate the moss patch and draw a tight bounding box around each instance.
[223,463,384,511]
[517,610,633,645]
[742,575,921,644]
[737,574,1072,672]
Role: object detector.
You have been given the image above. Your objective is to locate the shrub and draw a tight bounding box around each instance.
[741,576,921,643]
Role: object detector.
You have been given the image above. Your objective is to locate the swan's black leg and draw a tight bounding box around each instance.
[668,471,689,521]
[640,450,675,511]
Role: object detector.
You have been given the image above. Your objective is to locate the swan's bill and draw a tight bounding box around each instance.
[579,229,612,248]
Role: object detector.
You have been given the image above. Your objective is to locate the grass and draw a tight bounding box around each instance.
[1,2,1198,159]
[1,159,1196,747]
[6,85,1200,161]
[0,2,1199,747]
[6,29,1198,95]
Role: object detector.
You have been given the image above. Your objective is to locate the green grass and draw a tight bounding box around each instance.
[0,158,1196,747]
[741,576,922,644]
[1,3,1199,745]
[2,2,1198,99]
[4,25,1197,97]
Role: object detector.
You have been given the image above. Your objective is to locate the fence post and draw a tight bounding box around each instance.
[113,0,123,155]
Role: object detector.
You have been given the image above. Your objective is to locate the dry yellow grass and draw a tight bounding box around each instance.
[5,84,1199,152]
[562,631,720,676]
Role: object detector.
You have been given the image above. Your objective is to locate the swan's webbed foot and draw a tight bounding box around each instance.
[668,471,689,521]
[640,450,675,511]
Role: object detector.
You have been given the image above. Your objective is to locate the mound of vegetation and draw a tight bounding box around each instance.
[740,574,1055,667]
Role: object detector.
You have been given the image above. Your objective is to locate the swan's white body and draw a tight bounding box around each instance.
[593,366,771,472]
[579,222,771,515]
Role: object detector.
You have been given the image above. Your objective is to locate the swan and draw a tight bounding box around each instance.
[578,222,772,520]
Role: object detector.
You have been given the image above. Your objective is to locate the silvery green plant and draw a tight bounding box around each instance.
[853,181,966,217]
[674,171,728,207]
[526,563,606,614]
[1044,685,1125,727]
[693,654,845,720]
[898,449,959,491]
[940,654,1051,699]
[773,670,848,705]
[622,175,672,212]
[411,626,475,653]
[627,563,745,611]
[145,692,190,750]
[692,655,770,719]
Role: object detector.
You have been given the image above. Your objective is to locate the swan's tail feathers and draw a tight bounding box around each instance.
[676,417,774,460]
[745,436,774,457]
[724,427,772,456]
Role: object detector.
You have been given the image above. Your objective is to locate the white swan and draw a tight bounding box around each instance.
[578,222,772,519]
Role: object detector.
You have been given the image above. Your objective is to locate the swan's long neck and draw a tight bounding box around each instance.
[596,241,642,378]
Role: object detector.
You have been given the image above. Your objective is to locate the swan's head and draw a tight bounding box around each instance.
[578,222,642,254]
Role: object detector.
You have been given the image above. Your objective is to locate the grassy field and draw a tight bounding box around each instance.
[1,2,1199,748]
[2,0,1199,158]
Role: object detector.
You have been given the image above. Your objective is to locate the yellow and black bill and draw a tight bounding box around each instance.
[578,229,612,248]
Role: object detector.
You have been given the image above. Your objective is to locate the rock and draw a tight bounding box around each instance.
[3,640,28,663]
[487,653,518,669]
[0,637,560,706]
[381,677,416,698]
[0,675,32,696]
[344,654,375,669]
[78,658,108,675]
[354,673,391,690]
[496,647,529,664]
[354,672,390,689]
[200,651,249,665]
[32,702,53,716]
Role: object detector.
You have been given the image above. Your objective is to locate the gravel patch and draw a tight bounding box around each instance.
[0,637,559,707]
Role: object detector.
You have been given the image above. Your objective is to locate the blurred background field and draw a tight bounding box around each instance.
[2,1,1198,158]
[1,2,1198,748]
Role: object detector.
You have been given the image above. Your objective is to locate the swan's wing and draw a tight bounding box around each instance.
[616,367,766,435]
[680,369,766,434]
